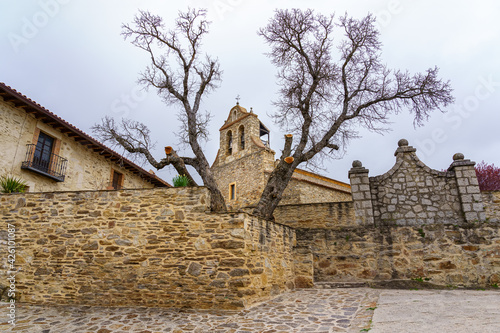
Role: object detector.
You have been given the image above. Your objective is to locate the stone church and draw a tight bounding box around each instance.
[211,103,352,210]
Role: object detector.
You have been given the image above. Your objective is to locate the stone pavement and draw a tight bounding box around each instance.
[0,288,378,333]
[1,288,499,332]
[370,289,500,333]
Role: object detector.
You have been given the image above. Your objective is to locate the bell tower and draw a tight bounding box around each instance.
[211,103,275,209]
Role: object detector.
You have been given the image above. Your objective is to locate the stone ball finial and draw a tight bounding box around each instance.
[352,160,363,168]
[453,153,464,161]
[398,139,409,147]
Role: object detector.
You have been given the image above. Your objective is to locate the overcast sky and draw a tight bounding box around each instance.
[1,0,499,184]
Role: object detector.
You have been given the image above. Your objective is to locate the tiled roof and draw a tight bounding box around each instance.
[0,82,171,188]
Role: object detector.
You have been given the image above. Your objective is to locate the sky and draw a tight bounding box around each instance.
[1,0,499,184]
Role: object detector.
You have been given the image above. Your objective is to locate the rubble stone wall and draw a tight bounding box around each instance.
[280,177,352,205]
[274,201,354,229]
[483,191,500,222]
[296,222,500,288]
[0,187,295,309]
[349,140,485,226]
[291,140,498,288]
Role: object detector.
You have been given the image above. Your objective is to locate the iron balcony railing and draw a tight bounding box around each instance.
[21,144,68,182]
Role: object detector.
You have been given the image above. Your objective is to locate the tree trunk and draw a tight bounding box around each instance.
[252,161,296,220]
[192,154,227,213]
[200,168,227,212]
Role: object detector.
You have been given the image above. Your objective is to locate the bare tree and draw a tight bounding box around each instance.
[92,9,226,212]
[252,9,454,220]
[94,8,453,220]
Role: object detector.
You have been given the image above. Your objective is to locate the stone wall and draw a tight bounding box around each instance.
[483,191,500,222]
[274,202,354,229]
[349,139,485,226]
[0,187,295,309]
[296,222,500,288]
[280,173,352,205]
[289,140,499,288]
[0,96,155,192]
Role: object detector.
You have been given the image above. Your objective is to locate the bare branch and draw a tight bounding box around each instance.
[254,9,454,220]
[92,117,198,186]
[95,9,226,211]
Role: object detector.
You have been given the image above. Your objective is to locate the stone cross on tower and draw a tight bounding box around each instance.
[235,95,241,105]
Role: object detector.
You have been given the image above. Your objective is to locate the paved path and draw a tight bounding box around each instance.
[370,289,500,333]
[1,288,499,332]
[0,288,378,332]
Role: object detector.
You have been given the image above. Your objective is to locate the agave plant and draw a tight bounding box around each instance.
[172,174,190,187]
[0,175,27,193]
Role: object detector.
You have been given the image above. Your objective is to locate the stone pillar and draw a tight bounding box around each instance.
[348,160,374,225]
[448,153,486,222]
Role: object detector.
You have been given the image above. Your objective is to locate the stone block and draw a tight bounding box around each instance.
[465,212,479,221]
[359,184,370,192]
[228,278,251,288]
[115,239,132,246]
[464,169,477,178]
[81,241,99,251]
[220,258,246,267]
[211,240,245,249]
[472,203,484,212]
[466,186,480,194]
[350,177,362,185]
[421,198,432,205]
[462,203,472,212]
[352,192,365,201]
[461,194,473,203]
[362,200,373,209]
[229,269,250,277]
[209,280,226,288]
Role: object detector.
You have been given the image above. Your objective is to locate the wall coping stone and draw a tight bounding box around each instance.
[0,185,208,196]
[369,148,451,183]
[348,160,369,177]
[448,157,476,170]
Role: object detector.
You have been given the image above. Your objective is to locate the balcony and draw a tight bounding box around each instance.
[21,144,68,182]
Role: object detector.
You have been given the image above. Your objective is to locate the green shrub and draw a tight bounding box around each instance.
[172,174,190,187]
[0,175,27,193]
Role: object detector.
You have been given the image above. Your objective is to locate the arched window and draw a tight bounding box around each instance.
[227,131,233,155]
[239,125,245,150]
